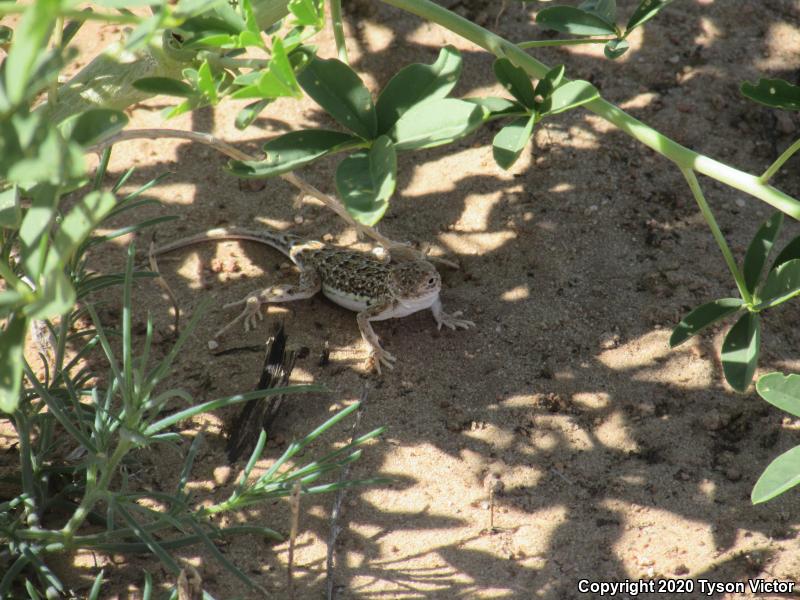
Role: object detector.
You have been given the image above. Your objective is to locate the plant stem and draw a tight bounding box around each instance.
[681,168,752,304]
[761,137,800,184]
[330,0,348,63]
[518,37,615,49]
[379,0,800,220]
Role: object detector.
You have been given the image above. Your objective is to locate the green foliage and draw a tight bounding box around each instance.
[671,213,800,392]
[741,78,800,111]
[534,0,673,60]
[752,373,800,503]
[335,136,397,225]
[375,45,462,134]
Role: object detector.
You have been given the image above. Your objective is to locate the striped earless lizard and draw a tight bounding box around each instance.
[153,227,474,373]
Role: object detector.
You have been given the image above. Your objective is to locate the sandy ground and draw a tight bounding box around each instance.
[6,0,800,598]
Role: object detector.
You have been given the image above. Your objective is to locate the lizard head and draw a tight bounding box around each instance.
[389,261,441,299]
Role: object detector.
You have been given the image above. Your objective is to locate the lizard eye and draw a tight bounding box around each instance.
[428,277,436,285]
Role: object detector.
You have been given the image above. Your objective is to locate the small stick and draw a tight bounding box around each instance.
[288,481,302,600]
[87,129,439,263]
[326,387,367,600]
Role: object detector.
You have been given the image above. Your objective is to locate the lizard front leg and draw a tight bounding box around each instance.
[356,302,397,374]
[430,298,475,331]
[215,269,321,338]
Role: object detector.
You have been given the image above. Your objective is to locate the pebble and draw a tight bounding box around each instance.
[293,214,304,225]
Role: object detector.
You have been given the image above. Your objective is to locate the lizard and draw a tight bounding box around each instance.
[151,226,475,373]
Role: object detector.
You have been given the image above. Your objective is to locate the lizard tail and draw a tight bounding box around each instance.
[151,226,301,259]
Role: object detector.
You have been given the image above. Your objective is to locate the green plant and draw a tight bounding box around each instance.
[1,0,800,566]
[1,243,384,597]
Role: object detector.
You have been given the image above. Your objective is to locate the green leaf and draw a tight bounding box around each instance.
[0,315,27,414]
[465,97,526,119]
[197,60,218,103]
[46,191,117,273]
[541,80,599,115]
[288,0,324,28]
[756,372,800,419]
[3,0,58,104]
[376,46,462,134]
[741,78,800,111]
[579,0,616,24]
[389,98,486,151]
[626,0,673,32]
[756,259,800,310]
[493,115,536,170]
[297,56,377,139]
[772,234,800,271]
[133,77,195,98]
[669,298,743,347]
[743,211,783,294]
[604,38,629,59]
[533,64,565,103]
[232,38,301,100]
[335,136,397,225]
[536,6,617,36]
[60,109,129,147]
[493,58,536,109]
[721,311,760,392]
[0,185,21,228]
[752,445,800,504]
[235,99,273,130]
[227,130,360,178]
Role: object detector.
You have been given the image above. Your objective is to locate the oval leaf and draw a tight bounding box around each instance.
[756,258,800,309]
[297,56,377,139]
[756,372,800,419]
[0,315,28,414]
[669,297,743,347]
[752,445,800,504]
[389,98,486,151]
[376,46,462,134]
[604,38,629,59]
[721,311,760,392]
[743,211,783,294]
[133,77,195,97]
[625,0,673,32]
[493,115,536,170]
[493,58,536,109]
[536,6,617,36]
[741,78,800,111]
[335,136,397,226]
[227,129,360,178]
[542,80,599,115]
[60,109,129,146]
[235,99,272,130]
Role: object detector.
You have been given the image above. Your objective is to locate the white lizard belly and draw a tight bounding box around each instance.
[322,285,439,320]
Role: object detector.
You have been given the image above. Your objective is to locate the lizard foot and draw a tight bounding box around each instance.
[435,310,475,331]
[215,295,263,338]
[367,345,397,375]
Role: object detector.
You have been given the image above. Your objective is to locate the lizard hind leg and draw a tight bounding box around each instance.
[356,302,397,375]
[214,269,321,338]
